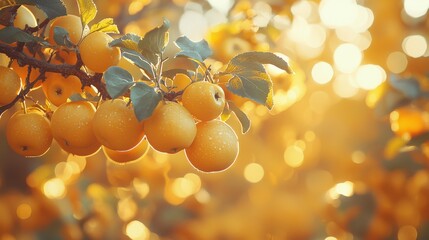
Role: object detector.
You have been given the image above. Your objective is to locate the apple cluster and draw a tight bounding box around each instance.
[3,78,239,173]
[146,81,239,173]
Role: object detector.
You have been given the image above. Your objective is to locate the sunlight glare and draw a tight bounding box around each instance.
[244,163,265,183]
[206,0,234,14]
[126,220,150,240]
[355,64,386,90]
[404,0,429,18]
[387,51,408,74]
[179,11,208,41]
[312,61,334,84]
[402,35,427,58]
[333,75,359,98]
[319,0,359,28]
[43,178,66,199]
[284,145,304,168]
[334,43,362,73]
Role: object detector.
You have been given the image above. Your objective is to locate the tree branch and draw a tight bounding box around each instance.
[0,42,109,114]
[27,18,50,33]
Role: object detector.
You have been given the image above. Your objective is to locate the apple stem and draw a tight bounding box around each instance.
[21,99,27,114]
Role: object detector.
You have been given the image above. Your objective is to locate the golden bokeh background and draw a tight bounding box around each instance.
[2,0,429,239]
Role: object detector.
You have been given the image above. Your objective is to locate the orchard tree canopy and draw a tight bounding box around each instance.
[0,0,429,239]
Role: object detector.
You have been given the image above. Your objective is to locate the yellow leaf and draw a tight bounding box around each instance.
[77,0,97,26]
[221,107,231,121]
[228,77,244,90]
[164,32,169,49]
[120,39,139,52]
[109,33,141,52]
[366,82,388,108]
[90,18,119,34]
[266,87,274,109]
[384,136,407,160]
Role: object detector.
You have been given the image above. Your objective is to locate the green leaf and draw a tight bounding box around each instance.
[174,36,212,64]
[90,18,119,34]
[138,19,170,64]
[53,26,73,47]
[382,150,424,174]
[0,26,47,44]
[104,66,135,98]
[130,82,162,121]
[374,90,410,117]
[68,94,87,102]
[176,50,203,63]
[121,49,154,78]
[77,0,97,26]
[223,52,281,109]
[389,75,421,99]
[6,0,66,19]
[224,65,273,108]
[29,0,66,19]
[228,101,251,134]
[68,92,100,102]
[406,132,429,147]
[162,68,194,80]
[228,74,272,107]
[109,33,141,51]
[230,52,293,74]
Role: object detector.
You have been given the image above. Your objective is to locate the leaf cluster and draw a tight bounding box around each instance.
[367,74,427,117]
[368,74,429,160]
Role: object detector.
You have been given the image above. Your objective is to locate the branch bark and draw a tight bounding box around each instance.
[0,42,109,114]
